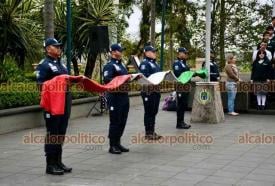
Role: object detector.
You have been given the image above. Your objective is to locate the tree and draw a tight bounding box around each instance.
[55,0,81,75]
[150,0,156,47]
[77,0,115,78]
[43,0,54,38]
[0,0,42,70]
[134,0,150,56]
[219,0,226,68]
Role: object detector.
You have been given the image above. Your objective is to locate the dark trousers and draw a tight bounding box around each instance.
[44,92,71,156]
[141,92,161,134]
[176,92,189,124]
[107,93,129,144]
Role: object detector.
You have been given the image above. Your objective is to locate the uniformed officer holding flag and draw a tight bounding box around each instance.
[172,47,191,129]
[139,45,162,140]
[202,50,220,81]
[36,38,73,175]
[103,44,130,154]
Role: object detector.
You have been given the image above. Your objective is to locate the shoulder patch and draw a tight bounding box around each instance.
[48,63,58,72]
[140,64,146,70]
[104,71,109,77]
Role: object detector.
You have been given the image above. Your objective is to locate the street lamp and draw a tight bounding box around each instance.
[66,0,72,74]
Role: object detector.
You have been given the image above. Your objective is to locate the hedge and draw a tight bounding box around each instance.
[0,83,96,110]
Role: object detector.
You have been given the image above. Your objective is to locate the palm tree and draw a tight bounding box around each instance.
[76,0,115,78]
[0,0,42,69]
[54,0,115,77]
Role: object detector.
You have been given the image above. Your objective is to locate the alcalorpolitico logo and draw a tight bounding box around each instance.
[238,132,275,144]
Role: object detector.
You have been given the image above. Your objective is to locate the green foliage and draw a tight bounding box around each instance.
[24,72,37,82]
[0,82,96,110]
[0,0,43,68]
[0,56,26,83]
[0,84,40,109]
[239,62,252,73]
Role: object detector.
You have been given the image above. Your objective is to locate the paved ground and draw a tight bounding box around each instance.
[1,101,275,186]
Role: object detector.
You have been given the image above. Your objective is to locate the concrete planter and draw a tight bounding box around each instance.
[0,92,170,134]
[0,93,138,134]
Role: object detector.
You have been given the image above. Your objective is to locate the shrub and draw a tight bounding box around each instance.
[0,83,96,110]
[0,57,27,83]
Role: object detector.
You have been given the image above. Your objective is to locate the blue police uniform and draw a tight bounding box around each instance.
[202,60,220,81]
[36,38,72,175]
[173,47,191,129]
[103,54,130,153]
[139,48,161,137]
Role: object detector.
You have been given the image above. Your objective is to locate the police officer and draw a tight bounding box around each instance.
[173,47,191,129]
[36,38,72,175]
[202,50,220,81]
[103,44,130,154]
[139,45,162,140]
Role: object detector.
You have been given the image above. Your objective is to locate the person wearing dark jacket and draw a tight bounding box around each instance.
[251,50,273,110]
[36,38,73,175]
[139,45,162,140]
[103,44,130,154]
[202,50,220,81]
[172,47,191,129]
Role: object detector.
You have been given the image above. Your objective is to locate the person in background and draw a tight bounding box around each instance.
[36,38,72,175]
[103,44,130,154]
[172,47,191,129]
[224,54,240,116]
[202,50,220,81]
[251,50,273,110]
[270,17,275,32]
[139,45,162,140]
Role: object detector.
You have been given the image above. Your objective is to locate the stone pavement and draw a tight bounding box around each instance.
[1,101,275,186]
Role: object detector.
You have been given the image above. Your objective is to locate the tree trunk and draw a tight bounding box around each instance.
[0,54,4,82]
[211,0,218,51]
[84,52,98,79]
[72,56,79,76]
[134,0,150,56]
[17,50,25,70]
[219,0,226,69]
[43,0,55,38]
[169,29,173,69]
[150,0,156,47]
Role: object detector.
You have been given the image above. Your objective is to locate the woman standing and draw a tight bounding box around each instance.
[225,54,240,116]
[251,50,273,110]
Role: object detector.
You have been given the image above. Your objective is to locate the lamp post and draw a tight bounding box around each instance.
[205,0,211,82]
[160,0,167,71]
[66,0,72,74]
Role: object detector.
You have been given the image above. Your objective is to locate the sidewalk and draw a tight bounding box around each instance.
[1,101,275,186]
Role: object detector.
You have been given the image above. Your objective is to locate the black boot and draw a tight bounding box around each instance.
[176,122,191,129]
[257,105,261,110]
[145,132,163,140]
[117,139,129,152]
[46,154,64,175]
[57,152,72,173]
[145,124,162,140]
[109,138,121,154]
